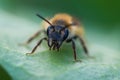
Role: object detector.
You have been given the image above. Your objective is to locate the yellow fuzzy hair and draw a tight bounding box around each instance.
[42,13,84,37]
[50,13,73,25]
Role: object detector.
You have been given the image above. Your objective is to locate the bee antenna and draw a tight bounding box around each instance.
[36,13,53,26]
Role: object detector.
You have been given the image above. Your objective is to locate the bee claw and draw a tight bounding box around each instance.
[26,53,33,55]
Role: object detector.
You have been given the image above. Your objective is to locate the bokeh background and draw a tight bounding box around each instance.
[0,0,120,80]
[0,0,120,49]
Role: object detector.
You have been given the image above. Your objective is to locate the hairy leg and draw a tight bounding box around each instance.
[66,38,77,61]
[27,37,47,54]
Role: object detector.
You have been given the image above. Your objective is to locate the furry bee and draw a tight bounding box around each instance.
[24,13,88,61]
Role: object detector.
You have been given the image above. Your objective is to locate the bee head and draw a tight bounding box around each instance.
[36,13,76,51]
[47,25,69,51]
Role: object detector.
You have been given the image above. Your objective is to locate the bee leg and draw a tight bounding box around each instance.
[26,37,47,54]
[21,30,44,46]
[79,37,89,56]
[66,39,77,61]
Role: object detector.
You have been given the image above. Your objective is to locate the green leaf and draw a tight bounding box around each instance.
[0,10,120,80]
[0,65,12,80]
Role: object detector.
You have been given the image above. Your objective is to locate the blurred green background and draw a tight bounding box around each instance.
[0,0,120,80]
[0,0,120,24]
[0,0,119,49]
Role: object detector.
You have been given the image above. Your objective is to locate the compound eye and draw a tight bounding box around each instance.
[47,26,55,35]
[50,26,55,31]
[62,29,69,41]
[50,28,54,32]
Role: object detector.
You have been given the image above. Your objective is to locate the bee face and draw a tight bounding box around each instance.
[47,25,69,50]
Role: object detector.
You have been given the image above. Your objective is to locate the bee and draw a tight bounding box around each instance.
[24,13,89,61]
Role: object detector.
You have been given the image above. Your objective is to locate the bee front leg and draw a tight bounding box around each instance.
[66,38,81,62]
[26,37,47,54]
